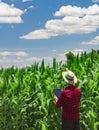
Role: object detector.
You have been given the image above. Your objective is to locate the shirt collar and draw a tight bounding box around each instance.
[65,85,75,89]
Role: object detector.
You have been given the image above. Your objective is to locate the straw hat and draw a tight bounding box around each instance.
[62,70,77,85]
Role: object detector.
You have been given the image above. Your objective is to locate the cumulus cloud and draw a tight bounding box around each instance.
[20,4,99,39]
[0,55,52,68]
[0,51,28,56]
[81,35,99,45]
[0,51,35,68]
[0,50,67,68]
[0,49,86,68]
[0,2,24,23]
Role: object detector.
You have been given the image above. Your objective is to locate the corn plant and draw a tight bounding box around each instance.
[0,49,99,130]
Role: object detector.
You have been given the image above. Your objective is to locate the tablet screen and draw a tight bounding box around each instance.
[53,89,61,98]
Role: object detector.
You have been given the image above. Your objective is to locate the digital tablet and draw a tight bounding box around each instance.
[53,89,61,98]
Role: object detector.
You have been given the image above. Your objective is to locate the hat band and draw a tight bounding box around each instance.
[65,75,74,81]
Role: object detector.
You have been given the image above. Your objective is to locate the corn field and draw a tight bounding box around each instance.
[0,49,99,130]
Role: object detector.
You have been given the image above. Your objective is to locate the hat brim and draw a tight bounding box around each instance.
[62,72,77,85]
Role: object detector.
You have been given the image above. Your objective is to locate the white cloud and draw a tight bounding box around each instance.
[28,5,34,9]
[56,53,66,63]
[92,0,99,3]
[72,49,86,55]
[0,50,67,68]
[0,2,24,23]
[65,49,86,56]
[0,51,37,68]
[20,29,58,39]
[81,35,99,45]
[20,4,99,39]
[54,4,99,16]
[0,49,86,68]
[54,5,85,17]
[0,51,28,56]
[22,0,32,2]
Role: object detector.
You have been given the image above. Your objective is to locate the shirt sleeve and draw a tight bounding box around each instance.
[55,91,65,108]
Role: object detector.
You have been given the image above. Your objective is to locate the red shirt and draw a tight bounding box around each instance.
[56,85,81,122]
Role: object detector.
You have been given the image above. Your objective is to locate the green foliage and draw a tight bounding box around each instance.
[0,49,99,130]
[65,51,74,62]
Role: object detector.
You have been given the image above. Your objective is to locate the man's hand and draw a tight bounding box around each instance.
[54,95,58,103]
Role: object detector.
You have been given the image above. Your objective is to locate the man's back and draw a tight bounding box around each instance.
[56,85,81,122]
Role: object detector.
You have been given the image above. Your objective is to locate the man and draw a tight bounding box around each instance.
[54,70,82,130]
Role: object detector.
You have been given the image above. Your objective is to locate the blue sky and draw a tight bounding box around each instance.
[0,0,99,68]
